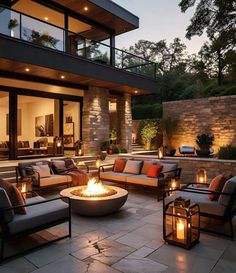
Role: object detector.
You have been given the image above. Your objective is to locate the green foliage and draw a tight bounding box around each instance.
[110,144,119,154]
[101,141,110,151]
[196,134,214,150]
[132,103,162,120]
[26,30,59,48]
[218,145,236,160]
[8,19,18,30]
[140,121,158,150]
[119,147,128,153]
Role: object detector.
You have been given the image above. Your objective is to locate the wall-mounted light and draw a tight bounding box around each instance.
[25,68,30,72]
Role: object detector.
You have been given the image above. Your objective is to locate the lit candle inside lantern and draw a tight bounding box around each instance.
[176,219,185,240]
[171,180,177,189]
[158,149,163,159]
[78,149,82,156]
[96,159,101,168]
[21,183,27,193]
[199,176,204,183]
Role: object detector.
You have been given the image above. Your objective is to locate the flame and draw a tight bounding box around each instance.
[81,178,109,197]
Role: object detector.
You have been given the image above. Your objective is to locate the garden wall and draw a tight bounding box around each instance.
[163,95,236,154]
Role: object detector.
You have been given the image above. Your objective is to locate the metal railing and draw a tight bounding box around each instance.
[0,5,158,79]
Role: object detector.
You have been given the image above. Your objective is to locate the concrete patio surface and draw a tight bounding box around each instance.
[0,186,235,273]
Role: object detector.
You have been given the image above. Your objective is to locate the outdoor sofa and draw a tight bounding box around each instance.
[99,158,181,201]
[164,176,236,239]
[0,186,71,261]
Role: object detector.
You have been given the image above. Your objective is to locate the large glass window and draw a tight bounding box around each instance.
[0,92,9,160]
[63,101,81,156]
[17,96,61,158]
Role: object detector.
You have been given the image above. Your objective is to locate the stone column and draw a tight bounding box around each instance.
[82,86,109,155]
[117,93,132,152]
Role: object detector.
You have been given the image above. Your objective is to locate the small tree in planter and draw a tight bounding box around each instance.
[8,18,19,37]
[196,133,214,157]
[141,121,158,150]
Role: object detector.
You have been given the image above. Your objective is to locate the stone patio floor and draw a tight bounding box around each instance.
[0,186,236,273]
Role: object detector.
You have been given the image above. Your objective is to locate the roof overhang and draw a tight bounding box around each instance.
[50,0,139,35]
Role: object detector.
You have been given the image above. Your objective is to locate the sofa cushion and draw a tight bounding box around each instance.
[166,191,226,216]
[8,198,69,234]
[218,176,236,207]
[36,175,72,187]
[100,171,133,182]
[162,163,178,179]
[147,164,163,178]
[32,164,51,178]
[113,158,127,173]
[0,188,14,223]
[141,161,156,175]
[123,160,142,175]
[51,160,67,174]
[208,174,229,201]
[127,174,165,187]
[0,179,26,215]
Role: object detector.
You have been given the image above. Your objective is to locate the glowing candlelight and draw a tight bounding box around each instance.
[176,219,185,240]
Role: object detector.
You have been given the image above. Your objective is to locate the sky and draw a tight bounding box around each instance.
[113,0,208,55]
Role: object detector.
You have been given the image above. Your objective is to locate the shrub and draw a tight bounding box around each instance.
[119,147,128,153]
[141,121,158,150]
[196,134,214,150]
[218,145,236,160]
[101,141,110,151]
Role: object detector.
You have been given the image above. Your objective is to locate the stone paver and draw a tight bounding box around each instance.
[0,188,235,273]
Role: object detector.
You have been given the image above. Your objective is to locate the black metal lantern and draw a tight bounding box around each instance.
[163,197,200,249]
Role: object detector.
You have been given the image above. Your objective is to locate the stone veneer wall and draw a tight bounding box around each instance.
[82,86,109,155]
[117,93,132,152]
[163,95,236,154]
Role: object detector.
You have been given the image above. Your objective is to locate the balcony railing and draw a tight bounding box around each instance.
[0,5,157,79]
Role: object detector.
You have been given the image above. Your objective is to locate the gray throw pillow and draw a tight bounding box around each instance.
[123,160,142,174]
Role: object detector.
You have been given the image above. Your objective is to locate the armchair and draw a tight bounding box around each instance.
[163,177,236,239]
[0,188,71,261]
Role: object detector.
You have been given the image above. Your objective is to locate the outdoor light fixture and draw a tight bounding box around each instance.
[84,6,88,11]
[44,17,49,21]
[25,68,30,72]
[163,197,200,249]
[60,75,65,79]
[158,147,164,159]
[96,158,102,169]
[169,178,179,191]
[196,168,207,184]
[134,90,138,94]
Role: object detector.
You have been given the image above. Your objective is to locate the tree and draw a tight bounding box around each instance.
[141,121,158,150]
[179,0,236,39]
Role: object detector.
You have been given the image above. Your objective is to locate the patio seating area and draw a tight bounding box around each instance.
[0,183,235,273]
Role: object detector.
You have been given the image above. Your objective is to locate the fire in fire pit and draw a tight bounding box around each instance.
[71,178,117,198]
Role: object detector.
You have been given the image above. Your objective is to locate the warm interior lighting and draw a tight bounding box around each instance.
[81,178,109,197]
[176,219,185,240]
[134,90,138,94]
[60,75,65,79]
[84,6,88,11]
[25,68,30,72]
[158,148,163,159]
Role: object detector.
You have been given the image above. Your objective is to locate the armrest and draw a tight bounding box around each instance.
[161,167,182,179]
[99,163,114,172]
[0,196,71,212]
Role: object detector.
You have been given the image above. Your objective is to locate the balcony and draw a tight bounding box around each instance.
[0,5,157,80]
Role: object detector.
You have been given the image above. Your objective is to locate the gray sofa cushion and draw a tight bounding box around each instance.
[165,191,226,216]
[162,163,178,179]
[100,171,133,182]
[0,188,14,223]
[127,174,165,187]
[123,160,143,175]
[34,175,72,187]
[8,198,69,234]
[218,176,236,207]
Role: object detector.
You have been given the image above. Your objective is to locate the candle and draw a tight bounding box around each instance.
[96,160,101,168]
[199,177,204,183]
[21,183,27,193]
[171,181,176,189]
[78,149,82,156]
[176,219,185,240]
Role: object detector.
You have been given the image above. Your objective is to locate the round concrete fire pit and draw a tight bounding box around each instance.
[60,185,128,216]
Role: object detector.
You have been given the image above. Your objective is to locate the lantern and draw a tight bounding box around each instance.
[169,178,180,191]
[163,197,200,249]
[196,168,207,184]
[96,158,102,169]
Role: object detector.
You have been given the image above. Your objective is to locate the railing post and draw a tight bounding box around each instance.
[110,34,115,66]
[121,51,124,69]
[20,13,22,40]
[154,63,157,80]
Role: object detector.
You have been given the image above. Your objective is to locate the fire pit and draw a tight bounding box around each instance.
[60,178,128,216]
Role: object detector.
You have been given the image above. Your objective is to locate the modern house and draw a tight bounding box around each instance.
[0,0,158,160]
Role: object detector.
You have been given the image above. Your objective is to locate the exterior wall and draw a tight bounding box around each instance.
[117,93,132,152]
[82,86,110,155]
[163,95,236,154]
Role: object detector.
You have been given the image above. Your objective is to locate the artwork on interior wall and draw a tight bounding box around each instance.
[35,114,54,137]
[64,122,74,147]
[6,109,22,136]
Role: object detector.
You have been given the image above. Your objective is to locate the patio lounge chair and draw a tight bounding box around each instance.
[163,176,236,239]
[0,187,71,261]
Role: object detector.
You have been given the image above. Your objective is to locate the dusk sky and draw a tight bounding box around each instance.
[114,0,208,55]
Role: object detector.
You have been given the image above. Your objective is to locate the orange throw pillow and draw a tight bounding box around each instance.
[113,158,127,173]
[208,174,229,201]
[147,164,163,178]
[0,179,26,214]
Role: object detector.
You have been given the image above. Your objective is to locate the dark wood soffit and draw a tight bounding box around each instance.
[50,0,138,35]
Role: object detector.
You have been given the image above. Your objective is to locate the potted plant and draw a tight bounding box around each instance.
[196,133,214,157]
[8,18,19,37]
[160,118,179,156]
